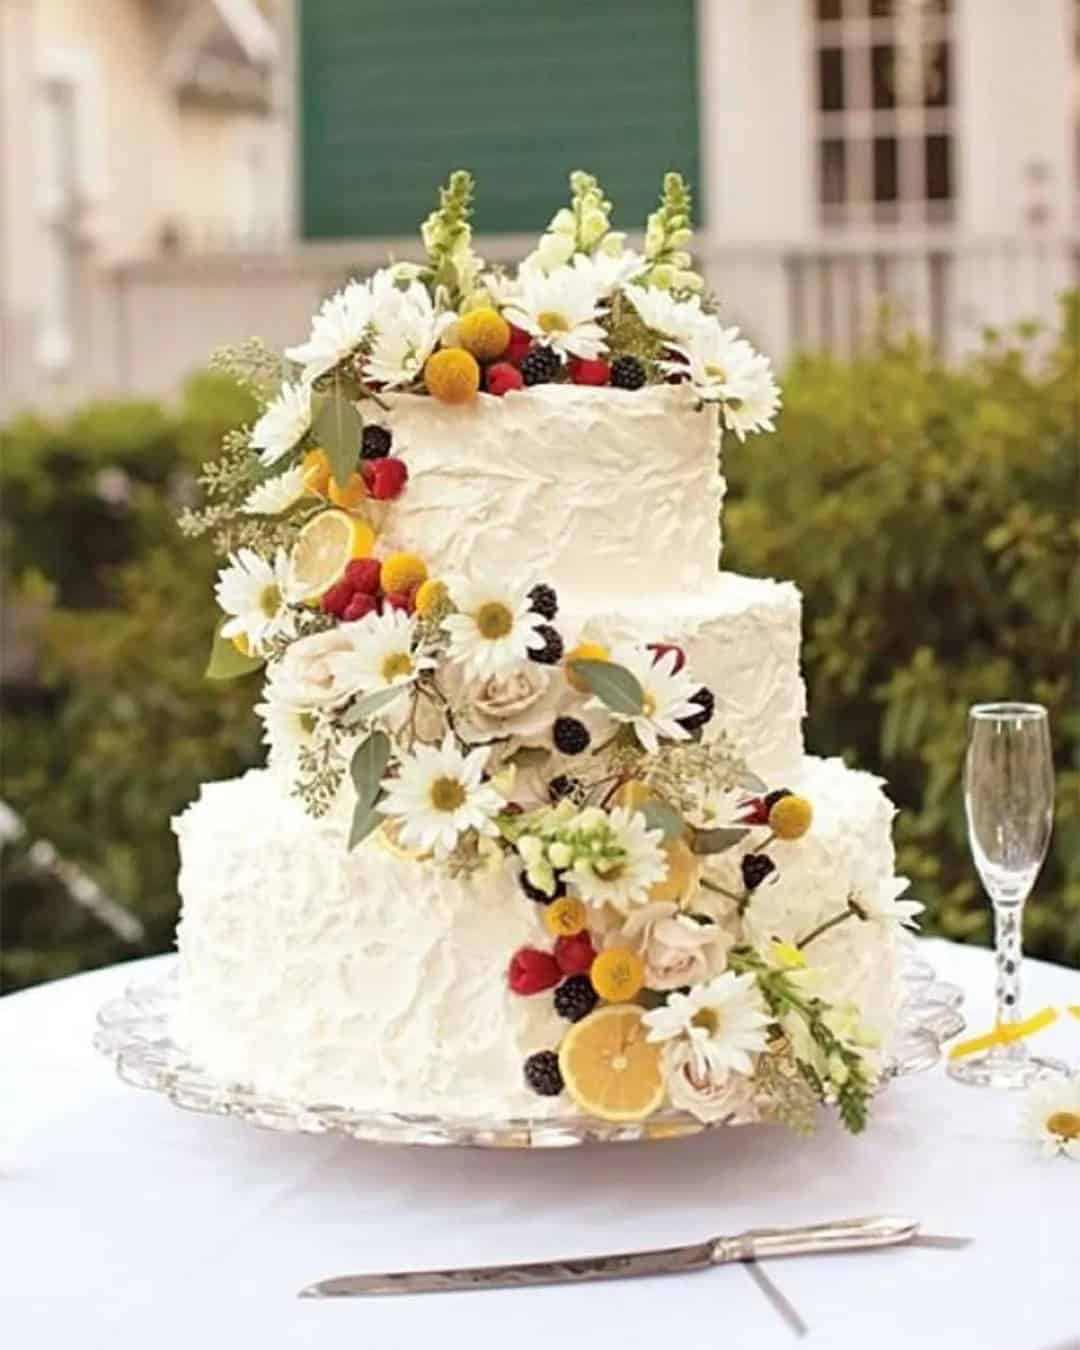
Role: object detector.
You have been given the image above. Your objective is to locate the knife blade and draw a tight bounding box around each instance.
[298,1214,919,1298]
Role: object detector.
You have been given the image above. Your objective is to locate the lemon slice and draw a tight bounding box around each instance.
[558,1005,666,1123]
[292,508,375,599]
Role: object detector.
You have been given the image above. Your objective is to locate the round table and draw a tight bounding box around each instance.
[3,939,1077,1350]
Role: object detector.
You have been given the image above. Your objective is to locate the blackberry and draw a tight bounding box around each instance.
[520,346,561,386]
[530,624,564,666]
[677,686,715,733]
[741,853,776,891]
[523,1050,564,1097]
[360,424,393,459]
[553,716,591,757]
[610,355,647,390]
[519,867,567,905]
[764,788,793,811]
[549,774,581,803]
[528,583,559,620]
[554,975,599,1023]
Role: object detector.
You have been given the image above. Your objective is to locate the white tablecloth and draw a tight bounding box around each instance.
[3,938,1078,1350]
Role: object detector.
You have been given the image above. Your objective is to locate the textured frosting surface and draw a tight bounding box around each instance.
[173,756,902,1119]
[380,384,724,603]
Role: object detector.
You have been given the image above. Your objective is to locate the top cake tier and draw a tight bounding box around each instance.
[379,384,724,605]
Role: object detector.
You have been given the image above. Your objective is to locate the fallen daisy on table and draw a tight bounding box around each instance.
[1020,1074,1080,1159]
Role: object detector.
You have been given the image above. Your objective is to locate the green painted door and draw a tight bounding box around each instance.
[299,0,700,239]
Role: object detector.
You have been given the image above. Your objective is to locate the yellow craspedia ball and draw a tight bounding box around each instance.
[380,552,428,596]
[414,577,449,618]
[769,794,813,840]
[590,947,645,1003]
[424,347,481,404]
[544,896,588,939]
[564,641,611,693]
[456,307,510,362]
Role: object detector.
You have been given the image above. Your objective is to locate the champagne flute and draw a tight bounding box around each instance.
[948,702,1066,1088]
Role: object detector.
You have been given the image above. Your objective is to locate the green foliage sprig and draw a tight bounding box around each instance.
[420,170,482,306]
[640,172,702,293]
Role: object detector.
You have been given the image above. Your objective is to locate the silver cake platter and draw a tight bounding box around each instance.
[93,940,965,1149]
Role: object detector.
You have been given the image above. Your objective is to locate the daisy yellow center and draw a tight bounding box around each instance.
[593,859,626,881]
[537,309,570,334]
[641,690,657,718]
[475,601,514,640]
[381,651,414,682]
[704,363,727,382]
[1046,1110,1080,1140]
[258,583,282,618]
[692,1007,722,1036]
[298,712,317,735]
[429,776,466,813]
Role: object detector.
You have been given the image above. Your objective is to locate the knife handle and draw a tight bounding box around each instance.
[711,1215,918,1264]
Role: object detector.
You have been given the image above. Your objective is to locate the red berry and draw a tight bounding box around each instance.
[505,324,533,366]
[554,932,596,977]
[664,346,690,384]
[384,590,413,613]
[485,361,525,396]
[343,592,378,623]
[569,357,611,387]
[365,456,408,501]
[320,580,354,618]
[647,642,686,674]
[345,557,382,595]
[508,947,562,996]
[739,797,771,826]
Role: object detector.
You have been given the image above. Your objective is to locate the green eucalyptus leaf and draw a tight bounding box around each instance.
[350,730,391,808]
[341,685,408,726]
[641,800,685,840]
[691,825,750,856]
[348,794,384,851]
[205,619,264,680]
[311,385,362,488]
[569,660,644,717]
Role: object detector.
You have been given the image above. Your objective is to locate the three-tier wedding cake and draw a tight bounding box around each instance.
[174,172,918,1135]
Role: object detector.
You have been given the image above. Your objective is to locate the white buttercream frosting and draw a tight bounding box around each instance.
[379,384,724,604]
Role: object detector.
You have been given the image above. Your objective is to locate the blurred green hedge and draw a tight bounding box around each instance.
[2,303,1078,991]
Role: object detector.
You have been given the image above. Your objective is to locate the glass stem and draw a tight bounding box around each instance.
[992,902,1025,1048]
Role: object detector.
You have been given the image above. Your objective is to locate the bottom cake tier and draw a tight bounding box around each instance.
[174,755,907,1122]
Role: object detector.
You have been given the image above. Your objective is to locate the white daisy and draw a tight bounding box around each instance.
[325,608,434,694]
[250,381,312,467]
[214,548,300,654]
[853,876,924,930]
[721,350,782,442]
[623,284,711,345]
[1020,1075,1080,1159]
[362,274,455,389]
[643,971,771,1077]
[664,322,781,440]
[574,248,645,298]
[254,698,317,767]
[593,645,702,754]
[503,256,608,360]
[569,805,668,912]
[378,734,504,857]
[285,278,374,385]
[240,465,307,516]
[442,577,547,679]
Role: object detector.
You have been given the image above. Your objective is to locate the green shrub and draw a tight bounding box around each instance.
[2,304,1077,991]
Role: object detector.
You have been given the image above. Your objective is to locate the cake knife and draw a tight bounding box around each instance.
[299,1214,925,1298]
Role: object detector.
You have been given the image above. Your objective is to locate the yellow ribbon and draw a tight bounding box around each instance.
[948,1006,1059,1060]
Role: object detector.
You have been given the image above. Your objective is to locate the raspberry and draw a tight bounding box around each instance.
[553,716,590,756]
[519,867,567,904]
[739,797,771,826]
[384,590,413,613]
[677,686,715,733]
[549,775,580,803]
[554,974,599,1022]
[320,580,354,618]
[364,456,408,500]
[765,789,793,811]
[345,558,382,595]
[520,346,561,386]
[523,1050,564,1097]
[360,425,392,459]
[505,324,533,366]
[485,361,524,396]
[555,931,596,976]
[610,355,647,390]
[647,642,686,674]
[741,854,776,891]
[529,624,564,666]
[343,591,378,623]
[527,583,559,620]
[509,947,562,995]
[569,357,611,386]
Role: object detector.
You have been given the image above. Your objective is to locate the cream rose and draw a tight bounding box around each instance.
[264,627,368,710]
[664,1043,758,1124]
[461,661,561,740]
[620,902,728,991]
